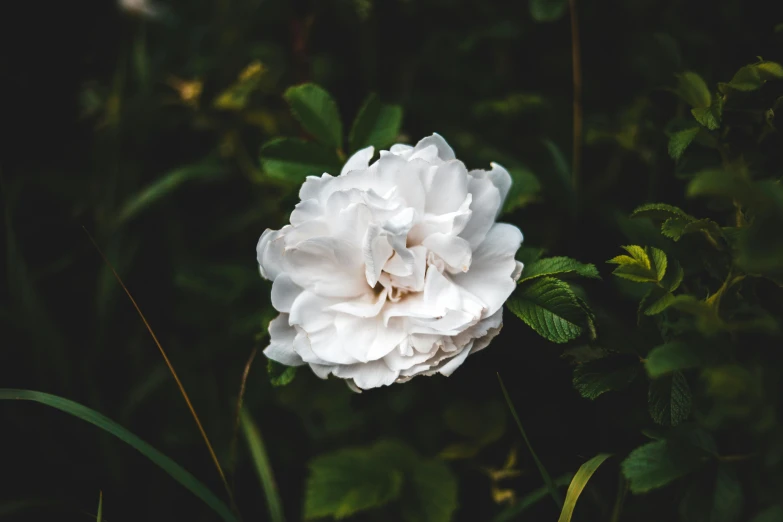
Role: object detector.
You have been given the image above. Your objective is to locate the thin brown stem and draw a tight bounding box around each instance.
[229,346,259,490]
[569,0,583,198]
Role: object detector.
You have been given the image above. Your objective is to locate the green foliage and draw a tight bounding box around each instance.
[719,60,783,93]
[519,256,600,283]
[645,342,721,378]
[0,389,237,522]
[607,245,668,283]
[572,356,641,399]
[674,72,712,109]
[668,127,701,159]
[349,93,403,152]
[648,372,691,426]
[507,277,594,343]
[679,465,743,522]
[268,359,297,387]
[557,454,612,522]
[303,440,457,521]
[284,83,344,150]
[260,138,342,182]
[529,0,567,22]
[241,409,286,522]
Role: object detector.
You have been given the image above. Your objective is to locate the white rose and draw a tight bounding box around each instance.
[257,133,524,391]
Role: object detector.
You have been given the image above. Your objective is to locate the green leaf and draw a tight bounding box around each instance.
[507,277,591,343]
[0,389,237,522]
[443,400,506,445]
[662,217,724,244]
[519,256,600,283]
[240,409,286,522]
[691,96,724,130]
[648,372,691,426]
[557,454,613,522]
[401,459,458,522]
[674,72,712,108]
[214,61,265,110]
[348,93,403,152]
[503,167,542,212]
[607,246,667,284]
[96,491,103,522]
[646,342,722,378]
[517,246,545,267]
[621,436,710,493]
[686,169,754,203]
[304,442,404,520]
[529,0,567,22]
[572,357,641,400]
[679,465,743,522]
[631,203,694,222]
[268,359,297,387]
[719,60,783,93]
[260,138,342,182]
[284,83,344,149]
[668,127,701,159]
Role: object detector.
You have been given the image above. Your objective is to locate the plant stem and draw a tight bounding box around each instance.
[569,0,583,199]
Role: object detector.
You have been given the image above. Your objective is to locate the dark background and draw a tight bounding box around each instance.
[1,0,782,520]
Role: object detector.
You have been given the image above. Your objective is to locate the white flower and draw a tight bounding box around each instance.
[119,0,161,18]
[257,134,524,391]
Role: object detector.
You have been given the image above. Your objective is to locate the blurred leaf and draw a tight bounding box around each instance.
[646,342,722,378]
[214,61,266,110]
[519,256,600,284]
[572,356,641,399]
[473,92,545,118]
[557,454,612,522]
[608,246,667,284]
[493,474,573,521]
[503,167,541,212]
[517,246,545,267]
[679,465,743,522]
[0,389,237,522]
[304,442,404,520]
[349,93,403,152]
[443,400,506,445]
[686,169,754,203]
[507,277,592,343]
[96,491,103,522]
[401,459,458,522]
[268,360,297,387]
[719,60,783,93]
[260,138,342,182]
[115,163,225,226]
[240,409,286,522]
[284,83,344,150]
[648,372,691,426]
[751,506,783,522]
[674,72,712,108]
[529,0,567,22]
[691,96,724,130]
[669,127,701,159]
[621,434,711,493]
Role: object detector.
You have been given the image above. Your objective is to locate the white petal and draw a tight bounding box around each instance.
[422,233,472,273]
[334,360,399,390]
[270,274,303,313]
[257,227,289,281]
[334,314,407,362]
[289,199,322,225]
[263,314,305,366]
[328,287,388,317]
[389,143,414,157]
[340,146,375,176]
[438,344,473,376]
[486,162,512,208]
[413,133,456,161]
[284,237,368,298]
[299,173,335,201]
[363,224,394,287]
[453,223,523,315]
[459,176,502,248]
[512,260,524,281]
[425,160,469,215]
[289,291,337,331]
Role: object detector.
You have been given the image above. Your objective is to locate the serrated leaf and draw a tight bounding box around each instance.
[648,372,691,426]
[348,93,403,152]
[691,96,723,131]
[631,203,694,222]
[646,342,722,377]
[608,246,667,283]
[284,83,343,149]
[572,357,641,400]
[519,256,600,283]
[621,437,708,493]
[507,278,590,343]
[304,442,405,520]
[674,72,712,108]
[668,127,701,159]
[639,286,676,316]
[268,359,297,387]
[529,0,567,22]
[402,459,458,522]
[679,465,743,522]
[260,138,342,182]
[516,246,545,267]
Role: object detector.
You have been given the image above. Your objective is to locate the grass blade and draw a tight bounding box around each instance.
[0,389,237,522]
[84,229,236,513]
[240,408,286,522]
[557,453,613,522]
[229,347,259,484]
[494,473,573,521]
[96,491,103,522]
[497,373,563,509]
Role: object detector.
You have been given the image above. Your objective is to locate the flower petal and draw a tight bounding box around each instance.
[270,273,303,313]
[284,237,368,297]
[340,146,375,176]
[422,232,472,273]
[413,133,456,161]
[263,314,305,366]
